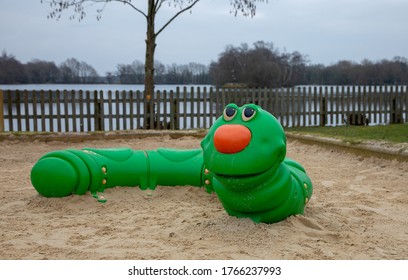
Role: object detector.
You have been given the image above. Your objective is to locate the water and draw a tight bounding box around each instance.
[0,84,213,92]
[2,84,406,132]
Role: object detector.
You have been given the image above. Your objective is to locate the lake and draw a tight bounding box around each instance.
[1,84,406,132]
[0,84,214,92]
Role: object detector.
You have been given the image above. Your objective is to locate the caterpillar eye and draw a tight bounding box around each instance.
[223,106,237,121]
[242,107,256,121]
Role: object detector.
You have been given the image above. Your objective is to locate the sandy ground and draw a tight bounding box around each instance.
[0,134,407,260]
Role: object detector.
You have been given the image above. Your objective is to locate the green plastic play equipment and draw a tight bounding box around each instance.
[31,103,313,223]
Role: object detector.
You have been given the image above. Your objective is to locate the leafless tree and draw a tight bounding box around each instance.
[209,41,308,87]
[60,57,99,83]
[0,51,26,84]
[26,59,60,83]
[41,0,267,127]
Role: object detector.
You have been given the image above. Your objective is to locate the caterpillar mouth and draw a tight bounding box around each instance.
[210,154,282,191]
[215,169,267,180]
[212,164,279,191]
[213,154,282,181]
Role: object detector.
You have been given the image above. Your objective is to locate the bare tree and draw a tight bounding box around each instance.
[209,41,309,87]
[41,0,267,127]
[60,57,99,83]
[116,60,145,83]
[26,59,61,83]
[0,51,26,84]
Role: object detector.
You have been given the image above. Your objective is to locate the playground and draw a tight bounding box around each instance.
[0,135,407,259]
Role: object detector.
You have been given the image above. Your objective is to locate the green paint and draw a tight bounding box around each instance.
[30,104,313,223]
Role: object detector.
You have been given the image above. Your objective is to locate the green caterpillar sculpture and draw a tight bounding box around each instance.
[31,103,313,223]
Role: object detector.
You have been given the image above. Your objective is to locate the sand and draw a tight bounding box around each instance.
[0,134,407,260]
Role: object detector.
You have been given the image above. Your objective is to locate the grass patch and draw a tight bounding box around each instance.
[286,124,408,144]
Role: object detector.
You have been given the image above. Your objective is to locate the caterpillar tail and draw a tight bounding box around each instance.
[30,148,205,201]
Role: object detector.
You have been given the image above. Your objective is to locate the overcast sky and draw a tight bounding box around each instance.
[1,0,408,75]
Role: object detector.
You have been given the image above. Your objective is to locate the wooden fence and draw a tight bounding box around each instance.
[1,85,407,133]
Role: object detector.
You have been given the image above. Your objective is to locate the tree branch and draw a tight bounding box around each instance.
[155,0,164,13]
[155,0,200,37]
[42,0,148,20]
[112,0,147,18]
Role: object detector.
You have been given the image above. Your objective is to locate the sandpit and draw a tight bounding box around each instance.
[0,135,407,259]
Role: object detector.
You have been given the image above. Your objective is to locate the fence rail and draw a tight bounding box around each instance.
[1,85,407,133]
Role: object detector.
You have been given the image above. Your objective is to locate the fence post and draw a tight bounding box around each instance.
[320,96,327,126]
[169,89,179,130]
[0,90,3,132]
[390,96,403,124]
[94,90,103,131]
[391,97,396,124]
[172,98,179,130]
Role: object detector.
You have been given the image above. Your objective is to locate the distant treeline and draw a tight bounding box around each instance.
[210,41,408,87]
[0,51,210,85]
[0,53,100,84]
[2,41,408,86]
[112,60,210,85]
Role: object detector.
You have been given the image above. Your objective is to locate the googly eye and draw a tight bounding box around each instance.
[223,106,237,121]
[242,106,256,121]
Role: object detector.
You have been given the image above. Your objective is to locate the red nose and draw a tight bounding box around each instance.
[213,124,251,154]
